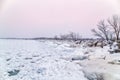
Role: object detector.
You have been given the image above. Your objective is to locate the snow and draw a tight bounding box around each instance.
[1,39,120,80]
[0,40,87,80]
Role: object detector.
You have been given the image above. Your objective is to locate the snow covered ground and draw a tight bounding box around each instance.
[0,39,87,80]
[0,39,120,80]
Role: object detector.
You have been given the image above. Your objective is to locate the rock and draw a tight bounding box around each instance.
[87,42,93,47]
[109,42,120,53]
[108,60,120,65]
[37,68,46,75]
[24,57,32,60]
[75,40,82,44]
[8,69,20,76]
[6,58,11,61]
[114,49,120,53]
[96,42,103,48]
[72,56,88,61]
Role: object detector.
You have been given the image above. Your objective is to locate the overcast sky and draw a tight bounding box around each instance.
[0,0,120,38]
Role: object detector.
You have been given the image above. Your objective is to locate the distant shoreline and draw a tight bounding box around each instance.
[0,37,100,41]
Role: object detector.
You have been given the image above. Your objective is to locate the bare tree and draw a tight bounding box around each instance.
[107,15,120,41]
[92,20,109,41]
[60,34,69,40]
[68,32,81,41]
[59,32,81,40]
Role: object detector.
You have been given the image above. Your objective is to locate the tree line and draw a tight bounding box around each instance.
[54,15,120,41]
[54,32,81,41]
[92,15,120,41]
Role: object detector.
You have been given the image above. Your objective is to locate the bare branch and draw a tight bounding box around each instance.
[107,15,120,40]
[92,20,109,41]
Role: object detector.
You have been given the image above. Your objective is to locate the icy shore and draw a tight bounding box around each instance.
[0,39,120,80]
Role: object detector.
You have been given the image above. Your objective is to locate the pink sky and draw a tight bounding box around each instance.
[0,0,120,38]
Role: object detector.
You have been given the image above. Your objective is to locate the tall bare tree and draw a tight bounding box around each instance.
[92,20,109,41]
[107,15,120,41]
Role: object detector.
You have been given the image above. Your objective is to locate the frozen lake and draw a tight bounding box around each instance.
[0,39,87,80]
